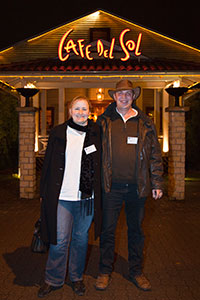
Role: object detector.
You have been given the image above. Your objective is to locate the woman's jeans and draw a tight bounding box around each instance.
[99,183,146,277]
[45,199,93,287]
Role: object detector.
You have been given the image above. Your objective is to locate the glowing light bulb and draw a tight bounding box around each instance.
[24,83,36,89]
[173,80,180,88]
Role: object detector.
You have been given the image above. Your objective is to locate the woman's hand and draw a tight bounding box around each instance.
[152,189,163,200]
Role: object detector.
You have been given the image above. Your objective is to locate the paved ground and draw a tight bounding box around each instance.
[0,171,200,300]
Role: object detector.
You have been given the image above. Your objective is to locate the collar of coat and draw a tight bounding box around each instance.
[50,119,97,141]
[101,102,152,127]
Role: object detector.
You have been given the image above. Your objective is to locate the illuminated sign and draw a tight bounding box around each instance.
[58,28,142,62]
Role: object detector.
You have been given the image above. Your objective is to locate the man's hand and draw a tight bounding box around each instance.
[152,189,163,200]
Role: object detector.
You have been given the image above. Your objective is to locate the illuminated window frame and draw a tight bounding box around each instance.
[90,28,110,42]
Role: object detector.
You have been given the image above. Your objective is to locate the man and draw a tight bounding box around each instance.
[95,79,163,291]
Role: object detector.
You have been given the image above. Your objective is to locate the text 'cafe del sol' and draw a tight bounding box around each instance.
[58,28,142,61]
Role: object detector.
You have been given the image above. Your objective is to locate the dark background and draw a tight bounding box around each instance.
[0,0,199,51]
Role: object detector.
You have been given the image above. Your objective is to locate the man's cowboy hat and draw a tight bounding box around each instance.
[108,80,141,100]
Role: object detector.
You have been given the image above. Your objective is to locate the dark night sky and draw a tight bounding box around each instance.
[0,0,199,51]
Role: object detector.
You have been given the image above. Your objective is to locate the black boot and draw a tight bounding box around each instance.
[38,282,62,298]
[68,280,86,296]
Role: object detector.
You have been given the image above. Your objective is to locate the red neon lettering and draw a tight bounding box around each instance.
[64,39,79,56]
[97,40,104,56]
[126,40,135,51]
[104,49,109,58]
[58,28,142,62]
[85,45,93,60]
[135,33,142,56]
[109,38,115,59]
[58,29,73,61]
[77,39,85,58]
[119,29,131,61]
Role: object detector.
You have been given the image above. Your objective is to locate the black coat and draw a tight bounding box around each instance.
[40,120,102,245]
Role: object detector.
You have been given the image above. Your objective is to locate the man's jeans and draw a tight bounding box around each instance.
[99,183,146,277]
[45,200,93,287]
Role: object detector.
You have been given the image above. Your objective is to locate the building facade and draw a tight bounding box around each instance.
[0,10,200,156]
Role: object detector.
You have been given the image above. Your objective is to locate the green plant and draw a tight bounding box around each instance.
[0,90,19,171]
[185,92,200,171]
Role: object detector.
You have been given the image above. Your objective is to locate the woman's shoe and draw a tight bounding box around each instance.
[38,282,62,298]
[69,280,86,296]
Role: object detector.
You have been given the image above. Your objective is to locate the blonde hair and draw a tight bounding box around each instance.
[69,95,92,110]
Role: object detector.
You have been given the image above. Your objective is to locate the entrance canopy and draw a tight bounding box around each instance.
[0,9,200,83]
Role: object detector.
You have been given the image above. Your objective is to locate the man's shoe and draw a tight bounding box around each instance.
[69,280,86,296]
[130,274,151,291]
[95,274,111,290]
[38,282,61,298]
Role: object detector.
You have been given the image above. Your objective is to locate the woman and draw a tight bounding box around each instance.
[38,96,101,297]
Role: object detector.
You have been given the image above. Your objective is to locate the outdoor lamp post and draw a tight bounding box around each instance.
[165,81,188,106]
[16,83,39,199]
[17,83,39,107]
[165,80,190,200]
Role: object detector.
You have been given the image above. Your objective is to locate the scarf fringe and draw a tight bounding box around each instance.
[80,198,93,216]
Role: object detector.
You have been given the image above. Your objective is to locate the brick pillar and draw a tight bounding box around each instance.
[165,106,190,200]
[16,107,37,199]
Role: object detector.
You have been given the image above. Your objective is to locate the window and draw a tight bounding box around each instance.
[90,28,110,42]
[39,107,54,134]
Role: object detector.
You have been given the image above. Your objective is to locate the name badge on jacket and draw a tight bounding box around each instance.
[84,144,97,155]
[127,137,138,144]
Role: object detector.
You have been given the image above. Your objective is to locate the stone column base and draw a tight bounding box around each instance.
[165,106,190,200]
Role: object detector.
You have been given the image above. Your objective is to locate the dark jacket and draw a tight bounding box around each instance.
[97,102,163,197]
[40,120,102,245]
